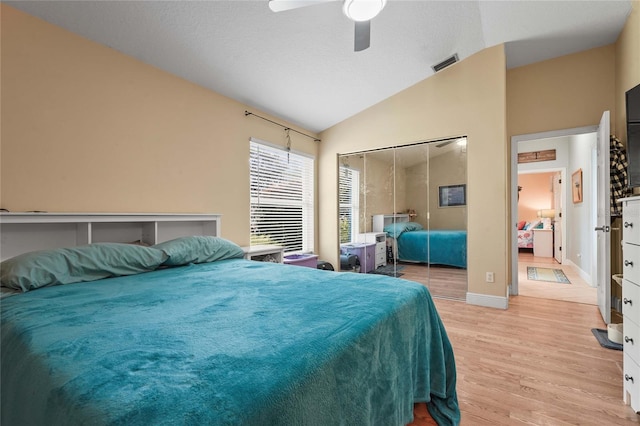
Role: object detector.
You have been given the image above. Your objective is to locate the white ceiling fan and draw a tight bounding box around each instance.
[268,0,388,52]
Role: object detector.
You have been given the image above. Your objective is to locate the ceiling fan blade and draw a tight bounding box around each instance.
[354,20,370,52]
[269,0,333,13]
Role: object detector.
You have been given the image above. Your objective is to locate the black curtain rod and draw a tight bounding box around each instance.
[244,111,321,142]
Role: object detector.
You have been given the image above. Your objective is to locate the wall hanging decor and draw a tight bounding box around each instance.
[438,184,466,207]
[572,168,583,203]
[518,149,556,164]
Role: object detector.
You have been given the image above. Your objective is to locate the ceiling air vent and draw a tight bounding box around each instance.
[432,54,459,73]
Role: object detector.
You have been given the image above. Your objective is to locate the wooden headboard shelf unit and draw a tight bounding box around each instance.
[372,214,410,232]
[0,213,221,261]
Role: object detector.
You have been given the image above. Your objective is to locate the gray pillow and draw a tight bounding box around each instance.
[0,243,168,292]
[153,236,245,266]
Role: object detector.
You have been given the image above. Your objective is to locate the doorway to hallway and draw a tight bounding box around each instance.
[510,125,599,302]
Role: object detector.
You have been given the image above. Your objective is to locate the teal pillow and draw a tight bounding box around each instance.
[0,243,168,292]
[383,221,424,238]
[153,236,244,266]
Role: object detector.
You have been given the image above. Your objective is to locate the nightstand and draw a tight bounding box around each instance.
[241,245,284,263]
[533,229,553,258]
[356,232,386,268]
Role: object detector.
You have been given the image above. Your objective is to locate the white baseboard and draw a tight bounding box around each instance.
[563,259,593,287]
[466,292,509,309]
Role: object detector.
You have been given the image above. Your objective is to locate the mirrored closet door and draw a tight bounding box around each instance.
[338,138,468,300]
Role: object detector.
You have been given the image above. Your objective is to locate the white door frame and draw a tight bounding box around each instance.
[510,125,598,295]
[595,111,611,324]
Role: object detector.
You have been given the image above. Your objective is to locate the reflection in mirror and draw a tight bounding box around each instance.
[339,153,362,245]
[338,138,468,300]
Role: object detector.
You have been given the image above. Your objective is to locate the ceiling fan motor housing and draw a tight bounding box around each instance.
[343,0,387,22]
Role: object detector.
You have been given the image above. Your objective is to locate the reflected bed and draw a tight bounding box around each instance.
[384,222,467,269]
[394,229,467,268]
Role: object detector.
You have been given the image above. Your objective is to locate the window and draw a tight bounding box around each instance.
[250,139,314,253]
[339,166,360,244]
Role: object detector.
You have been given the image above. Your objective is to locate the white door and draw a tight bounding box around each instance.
[553,172,562,264]
[596,111,611,324]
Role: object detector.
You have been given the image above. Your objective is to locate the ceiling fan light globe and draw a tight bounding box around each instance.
[343,0,387,22]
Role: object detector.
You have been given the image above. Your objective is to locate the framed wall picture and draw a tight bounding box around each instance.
[572,168,583,203]
[438,184,466,207]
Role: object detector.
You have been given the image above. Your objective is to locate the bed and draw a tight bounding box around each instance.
[517,229,534,249]
[384,222,467,269]
[517,220,542,250]
[0,235,459,425]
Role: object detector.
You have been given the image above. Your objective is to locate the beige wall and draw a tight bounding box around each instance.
[360,155,406,231]
[616,0,640,150]
[405,162,429,229]
[507,45,617,138]
[319,45,508,300]
[0,5,319,247]
[404,149,468,231]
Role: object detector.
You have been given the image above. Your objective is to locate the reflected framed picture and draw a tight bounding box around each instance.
[572,168,583,203]
[439,184,466,207]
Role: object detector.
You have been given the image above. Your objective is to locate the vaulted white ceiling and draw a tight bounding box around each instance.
[7,1,632,133]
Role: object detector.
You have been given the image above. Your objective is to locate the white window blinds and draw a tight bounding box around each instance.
[339,166,360,244]
[250,140,314,253]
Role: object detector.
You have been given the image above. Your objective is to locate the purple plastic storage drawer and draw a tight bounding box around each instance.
[283,254,319,268]
[340,243,376,273]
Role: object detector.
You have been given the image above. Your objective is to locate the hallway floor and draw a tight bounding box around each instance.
[517,251,597,305]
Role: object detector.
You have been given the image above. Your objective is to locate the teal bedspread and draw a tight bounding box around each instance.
[397,230,467,268]
[1,259,459,425]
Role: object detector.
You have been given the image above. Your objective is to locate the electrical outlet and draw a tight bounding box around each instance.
[486,272,495,283]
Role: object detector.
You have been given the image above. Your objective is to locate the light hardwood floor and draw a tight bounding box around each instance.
[407,296,638,425]
[517,251,597,305]
[396,251,596,304]
[394,253,632,424]
[398,252,597,305]
[397,262,467,300]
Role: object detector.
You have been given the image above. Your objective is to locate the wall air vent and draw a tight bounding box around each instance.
[432,54,459,73]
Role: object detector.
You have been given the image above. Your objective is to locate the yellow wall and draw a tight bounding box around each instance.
[403,149,468,231]
[360,155,406,230]
[0,5,319,247]
[616,0,640,148]
[319,45,508,300]
[507,45,617,138]
[507,0,639,148]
